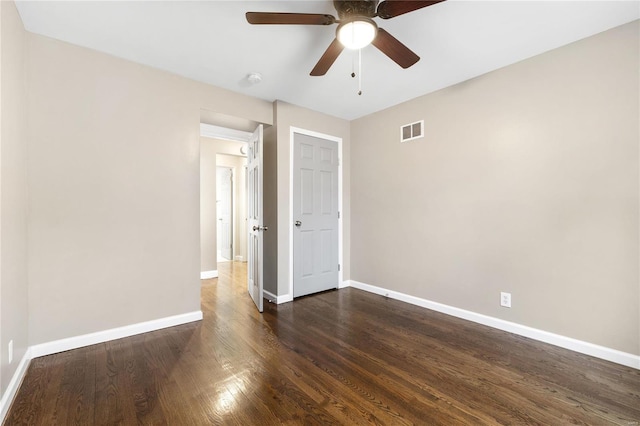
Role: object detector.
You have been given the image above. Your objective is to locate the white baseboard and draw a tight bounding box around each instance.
[346,280,639,370]
[263,289,293,304]
[263,289,277,303]
[0,349,32,423]
[201,270,218,279]
[234,256,244,262]
[339,280,351,289]
[30,311,203,358]
[278,294,294,303]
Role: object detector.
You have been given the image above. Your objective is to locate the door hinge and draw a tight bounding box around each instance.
[338,211,340,219]
[338,264,341,271]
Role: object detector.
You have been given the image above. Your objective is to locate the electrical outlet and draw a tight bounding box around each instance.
[8,340,13,364]
[500,292,512,308]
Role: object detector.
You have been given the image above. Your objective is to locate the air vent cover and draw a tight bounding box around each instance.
[400,120,424,143]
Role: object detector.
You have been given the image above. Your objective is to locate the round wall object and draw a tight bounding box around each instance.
[247,73,262,85]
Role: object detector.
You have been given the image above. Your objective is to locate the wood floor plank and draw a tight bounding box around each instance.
[5,261,640,425]
[94,338,141,425]
[55,346,96,425]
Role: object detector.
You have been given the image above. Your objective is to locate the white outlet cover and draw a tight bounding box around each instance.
[500,292,512,308]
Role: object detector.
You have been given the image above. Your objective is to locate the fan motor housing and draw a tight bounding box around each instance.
[333,0,379,19]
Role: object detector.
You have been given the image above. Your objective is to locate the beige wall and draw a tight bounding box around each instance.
[274,101,351,297]
[26,33,272,345]
[199,135,247,273]
[351,21,639,355]
[0,0,28,397]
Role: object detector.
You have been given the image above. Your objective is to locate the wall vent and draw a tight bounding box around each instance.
[400,120,424,143]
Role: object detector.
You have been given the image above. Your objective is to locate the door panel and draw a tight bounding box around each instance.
[301,169,314,214]
[320,171,332,214]
[320,230,332,273]
[301,230,315,277]
[247,125,264,312]
[293,133,339,298]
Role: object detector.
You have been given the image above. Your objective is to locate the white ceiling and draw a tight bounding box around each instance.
[15,1,640,121]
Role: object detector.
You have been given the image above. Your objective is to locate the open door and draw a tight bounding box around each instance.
[247,124,265,312]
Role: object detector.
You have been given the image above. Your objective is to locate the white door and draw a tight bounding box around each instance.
[217,167,233,261]
[247,125,265,312]
[293,132,339,298]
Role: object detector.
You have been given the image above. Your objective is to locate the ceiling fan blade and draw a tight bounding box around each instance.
[310,38,344,76]
[372,28,420,69]
[246,12,336,25]
[377,0,445,19]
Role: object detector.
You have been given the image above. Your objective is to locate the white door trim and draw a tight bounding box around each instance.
[289,127,343,301]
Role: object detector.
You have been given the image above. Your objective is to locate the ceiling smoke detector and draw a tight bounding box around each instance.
[247,72,263,85]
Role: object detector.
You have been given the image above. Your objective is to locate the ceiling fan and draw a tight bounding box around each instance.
[246,0,445,76]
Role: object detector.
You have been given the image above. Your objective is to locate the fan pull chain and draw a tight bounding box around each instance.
[351,50,356,79]
[358,48,362,96]
[349,50,363,96]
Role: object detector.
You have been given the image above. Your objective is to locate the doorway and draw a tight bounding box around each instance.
[216,166,233,262]
[200,125,250,280]
[200,119,265,313]
[216,154,248,265]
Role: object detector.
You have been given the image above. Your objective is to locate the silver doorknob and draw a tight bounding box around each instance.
[253,225,268,232]
[295,221,302,227]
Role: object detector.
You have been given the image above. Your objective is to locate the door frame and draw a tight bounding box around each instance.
[288,126,343,299]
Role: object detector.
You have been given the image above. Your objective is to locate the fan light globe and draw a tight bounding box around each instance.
[337,19,377,50]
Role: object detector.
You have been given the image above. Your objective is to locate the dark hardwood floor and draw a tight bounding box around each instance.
[5,261,640,425]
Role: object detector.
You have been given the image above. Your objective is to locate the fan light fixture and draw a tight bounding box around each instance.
[337,18,377,50]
